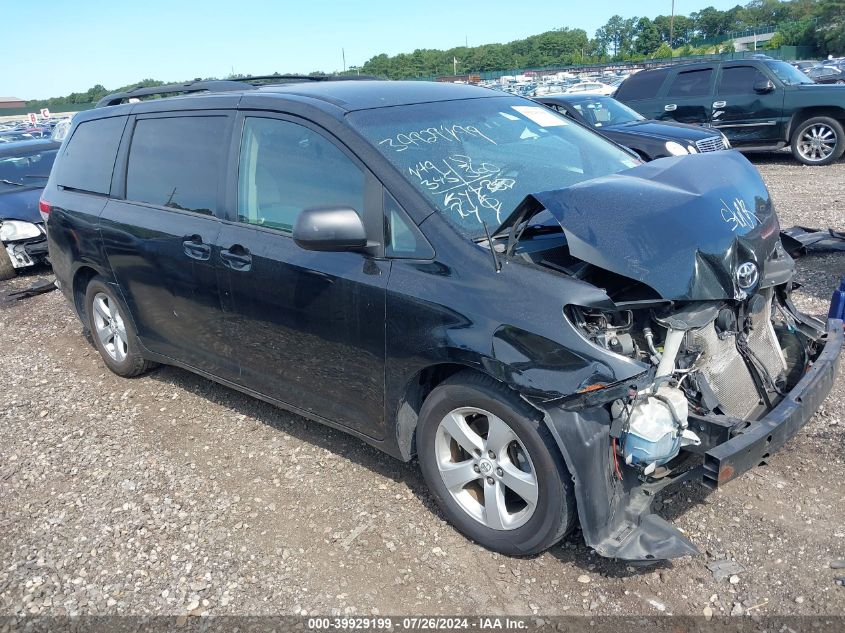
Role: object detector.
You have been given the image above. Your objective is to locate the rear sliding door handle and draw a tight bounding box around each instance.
[182,236,211,261]
[713,100,727,108]
[664,103,678,112]
[220,245,252,271]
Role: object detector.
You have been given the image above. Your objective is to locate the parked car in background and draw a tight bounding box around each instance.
[807,64,845,85]
[0,139,59,278]
[0,130,37,143]
[564,81,616,96]
[791,60,818,73]
[616,58,845,165]
[50,119,71,142]
[535,94,730,160]
[43,77,841,563]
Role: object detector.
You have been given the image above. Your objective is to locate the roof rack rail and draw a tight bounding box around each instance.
[95,74,381,108]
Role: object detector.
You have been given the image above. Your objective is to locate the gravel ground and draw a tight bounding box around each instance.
[0,155,843,619]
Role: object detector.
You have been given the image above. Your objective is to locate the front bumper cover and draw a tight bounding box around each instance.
[542,319,843,561]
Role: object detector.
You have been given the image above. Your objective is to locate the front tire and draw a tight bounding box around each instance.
[417,371,576,556]
[84,277,156,377]
[790,116,845,166]
[0,246,16,281]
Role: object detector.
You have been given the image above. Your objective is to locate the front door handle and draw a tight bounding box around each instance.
[664,103,678,112]
[220,245,252,272]
[182,235,211,261]
[713,100,727,108]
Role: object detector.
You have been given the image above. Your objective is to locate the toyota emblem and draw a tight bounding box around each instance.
[736,261,759,290]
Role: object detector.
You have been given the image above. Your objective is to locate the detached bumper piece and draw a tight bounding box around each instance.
[702,319,843,489]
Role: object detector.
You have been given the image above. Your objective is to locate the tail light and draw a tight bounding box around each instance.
[38,198,51,223]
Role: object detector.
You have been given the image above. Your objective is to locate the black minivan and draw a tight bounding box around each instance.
[43,77,842,562]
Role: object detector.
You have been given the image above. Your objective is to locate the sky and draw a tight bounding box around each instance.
[4,0,747,100]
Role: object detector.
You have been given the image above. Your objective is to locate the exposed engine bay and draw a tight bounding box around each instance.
[565,288,824,475]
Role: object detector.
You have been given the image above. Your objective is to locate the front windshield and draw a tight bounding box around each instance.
[765,60,814,86]
[567,97,644,127]
[348,96,639,239]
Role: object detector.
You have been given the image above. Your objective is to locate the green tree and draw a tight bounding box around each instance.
[817,0,845,54]
[765,32,784,48]
[634,17,662,55]
[653,42,674,58]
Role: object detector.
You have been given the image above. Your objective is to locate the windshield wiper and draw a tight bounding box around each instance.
[0,179,24,187]
[481,221,502,273]
[21,174,48,179]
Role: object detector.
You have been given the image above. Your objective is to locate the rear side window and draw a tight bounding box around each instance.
[719,66,767,94]
[56,116,125,194]
[126,116,227,215]
[666,69,714,97]
[615,69,669,101]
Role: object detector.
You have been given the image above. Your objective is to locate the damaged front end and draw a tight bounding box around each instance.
[499,153,843,561]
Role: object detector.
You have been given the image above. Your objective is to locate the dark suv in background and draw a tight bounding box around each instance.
[616,59,845,165]
[42,77,842,563]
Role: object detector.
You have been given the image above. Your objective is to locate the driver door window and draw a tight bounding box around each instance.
[718,66,767,94]
[237,117,365,233]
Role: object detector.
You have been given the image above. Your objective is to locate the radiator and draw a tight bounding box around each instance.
[690,293,786,419]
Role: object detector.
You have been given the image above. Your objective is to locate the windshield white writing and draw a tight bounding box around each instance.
[408,154,515,225]
[379,124,496,153]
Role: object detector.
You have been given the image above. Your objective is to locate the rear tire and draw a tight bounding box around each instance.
[84,276,156,377]
[0,246,16,281]
[417,370,576,556]
[790,116,845,166]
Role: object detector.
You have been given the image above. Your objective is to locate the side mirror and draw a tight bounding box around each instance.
[293,206,368,252]
[753,78,775,93]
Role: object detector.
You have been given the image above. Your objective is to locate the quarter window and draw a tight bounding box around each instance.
[384,192,433,259]
[237,117,365,233]
[666,69,714,97]
[718,67,767,94]
[126,116,227,215]
[56,116,126,195]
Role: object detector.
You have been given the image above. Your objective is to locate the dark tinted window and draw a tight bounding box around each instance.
[237,117,364,233]
[384,191,433,259]
[126,116,227,215]
[615,69,669,101]
[718,66,766,94]
[666,69,714,97]
[56,116,125,194]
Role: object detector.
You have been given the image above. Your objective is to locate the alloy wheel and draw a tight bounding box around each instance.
[92,292,128,362]
[797,123,837,162]
[434,407,538,530]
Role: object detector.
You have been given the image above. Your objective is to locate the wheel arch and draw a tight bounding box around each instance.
[787,106,845,140]
[393,362,546,461]
[72,265,105,327]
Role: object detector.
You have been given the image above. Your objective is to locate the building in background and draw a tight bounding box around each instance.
[0,97,26,110]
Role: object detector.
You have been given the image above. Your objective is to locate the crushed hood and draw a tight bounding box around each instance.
[503,152,787,301]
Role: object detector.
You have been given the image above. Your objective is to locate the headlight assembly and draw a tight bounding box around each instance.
[665,141,689,156]
[0,220,42,241]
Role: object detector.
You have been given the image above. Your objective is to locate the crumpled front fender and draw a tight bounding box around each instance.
[542,406,699,561]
